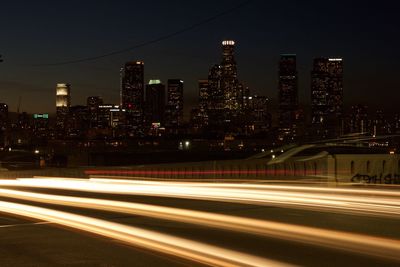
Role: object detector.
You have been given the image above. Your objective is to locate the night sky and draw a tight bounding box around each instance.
[0,0,399,115]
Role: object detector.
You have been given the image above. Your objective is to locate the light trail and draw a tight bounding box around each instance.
[0,200,290,267]
[1,178,400,218]
[89,178,400,197]
[1,187,400,261]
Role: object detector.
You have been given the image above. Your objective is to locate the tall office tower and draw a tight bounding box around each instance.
[198,79,209,111]
[0,103,9,146]
[87,96,103,128]
[165,79,184,130]
[220,40,241,111]
[208,64,223,111]
[145,80,165,125]
[311,58,343,135]
[208,64,227,127]
[56,83,71,130]
[248,95,272,133]
[278,54,298,136]
[192,79,209,129]
[68,105,89,136]
[120,61,144,129]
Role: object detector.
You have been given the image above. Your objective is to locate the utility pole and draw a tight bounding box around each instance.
[0,54,3,62]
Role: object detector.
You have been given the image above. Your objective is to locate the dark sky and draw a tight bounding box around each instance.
[0,0,399,114]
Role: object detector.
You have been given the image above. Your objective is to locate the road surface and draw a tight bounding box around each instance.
[1,177,400,266]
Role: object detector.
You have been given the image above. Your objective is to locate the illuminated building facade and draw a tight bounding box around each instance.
[56,83,71,130]
[120,61,144,129]
[145,80,165,125]
[311,58,343,136]
[278,54,298,137]
[165,79,184,130]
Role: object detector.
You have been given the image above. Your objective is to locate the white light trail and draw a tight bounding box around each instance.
[1,187,400,261]
[0,200,290,267]
[1,178,400,218]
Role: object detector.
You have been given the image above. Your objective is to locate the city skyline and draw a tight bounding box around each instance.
[1,3,400,267]
[0,0,399,114]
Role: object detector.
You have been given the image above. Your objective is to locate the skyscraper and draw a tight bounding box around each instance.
[278,54,298,136]
[165,79,184,130]
[56,83,71,130]
[311,58,343,136]
[221,40,241,111]
[120,61,144,129]
[145,80,165,125]
[206,64,223,128]
[208,64,223,111]
[191,79,210,130]
[247,95,271,133]
[87,96,103,128]
[198,79,209,111]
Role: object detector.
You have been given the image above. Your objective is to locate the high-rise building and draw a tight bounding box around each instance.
[197,79,209,127]
[278,54,298,135]
[68,105,89,137]
[56,83,71,130]
[120,61,144,129]
[247,95,272,133]
[202,40,245,134]
[198,79,209,111]
[208,64,223,111]
[221,40,241,111]
[311,58,343,136]
[87,96,103,128]
[206,64,224,128]
[165,79,184,130]
[145,80,165,125]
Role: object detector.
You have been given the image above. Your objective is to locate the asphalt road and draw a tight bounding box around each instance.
[1,178,400,266]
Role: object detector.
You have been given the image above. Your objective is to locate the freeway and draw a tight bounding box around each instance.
[1,177,400,266]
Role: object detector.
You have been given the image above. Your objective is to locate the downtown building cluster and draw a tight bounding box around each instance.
[54,76,185,140]
[52,40,272,143]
